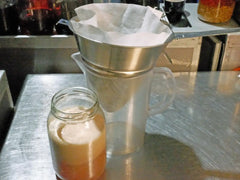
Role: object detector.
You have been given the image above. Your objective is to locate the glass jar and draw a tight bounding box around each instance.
[197,0,236,23]
[47,87,106,180]
[18,0,56,35]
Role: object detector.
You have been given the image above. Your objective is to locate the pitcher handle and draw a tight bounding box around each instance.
[149,67,176,116]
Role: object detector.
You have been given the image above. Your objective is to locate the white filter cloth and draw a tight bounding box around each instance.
[70,3,172,47]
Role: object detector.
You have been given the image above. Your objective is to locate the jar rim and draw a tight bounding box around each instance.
[51,87,99,121]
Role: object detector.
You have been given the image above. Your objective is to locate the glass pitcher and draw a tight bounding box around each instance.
[72,52,176,156]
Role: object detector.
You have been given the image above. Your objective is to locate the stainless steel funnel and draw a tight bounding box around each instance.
[68,4,175,112]
[72,52,145,112]
[69,16,175,76]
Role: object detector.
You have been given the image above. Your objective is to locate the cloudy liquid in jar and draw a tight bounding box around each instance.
[48,107,106,180]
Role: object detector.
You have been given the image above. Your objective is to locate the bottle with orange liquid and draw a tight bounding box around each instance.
[47,87,106,180]
[198,0,236,23]
[18,0,56,35]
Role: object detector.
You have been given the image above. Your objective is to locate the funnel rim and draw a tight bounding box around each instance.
[76,32,175,49]
[69,17,175,49]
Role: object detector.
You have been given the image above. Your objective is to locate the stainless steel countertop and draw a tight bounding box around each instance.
[0,71,240,180]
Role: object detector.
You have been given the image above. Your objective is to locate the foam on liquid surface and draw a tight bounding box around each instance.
[49,107,101,145]
[61,121,101,144]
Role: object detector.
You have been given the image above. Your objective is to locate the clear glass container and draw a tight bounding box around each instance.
[18,0,56,35]
[198,0,236,23]
[47,87,106,180]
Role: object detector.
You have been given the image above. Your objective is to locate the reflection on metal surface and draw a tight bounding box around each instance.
[217,71,239,95]
[174,72,197,95]
[103,134,205,180]
[234,103,240,121]
[125,157,132,180]
[230,102,240,132]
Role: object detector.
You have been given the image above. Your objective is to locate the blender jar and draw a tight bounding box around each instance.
[0,0,19,35]
[198,0,236,23]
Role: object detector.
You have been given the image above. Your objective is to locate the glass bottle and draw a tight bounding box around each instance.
[198,0,236,23]
[47,87,106,180]
[0,0,19,35]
